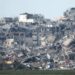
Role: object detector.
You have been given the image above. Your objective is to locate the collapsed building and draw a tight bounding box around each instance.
[0,8,75,70]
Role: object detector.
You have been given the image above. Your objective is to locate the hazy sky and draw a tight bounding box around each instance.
[0,0,75,19]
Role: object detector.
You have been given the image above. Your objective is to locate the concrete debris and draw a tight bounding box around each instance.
[0,8,75,70]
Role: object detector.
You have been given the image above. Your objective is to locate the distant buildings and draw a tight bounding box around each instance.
[18,13,45,25]
[0,8,75,70]
[19,13,34,23]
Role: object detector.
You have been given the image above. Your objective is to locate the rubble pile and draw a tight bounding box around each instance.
[0,8,75,70]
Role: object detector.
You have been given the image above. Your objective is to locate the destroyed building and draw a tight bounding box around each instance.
[0,8,75,70]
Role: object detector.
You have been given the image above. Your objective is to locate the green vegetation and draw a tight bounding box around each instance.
[0,70,75,75]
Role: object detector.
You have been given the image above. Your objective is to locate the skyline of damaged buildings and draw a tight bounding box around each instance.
[0,8,75,70]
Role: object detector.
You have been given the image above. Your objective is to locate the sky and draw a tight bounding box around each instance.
[0,0,75,19]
